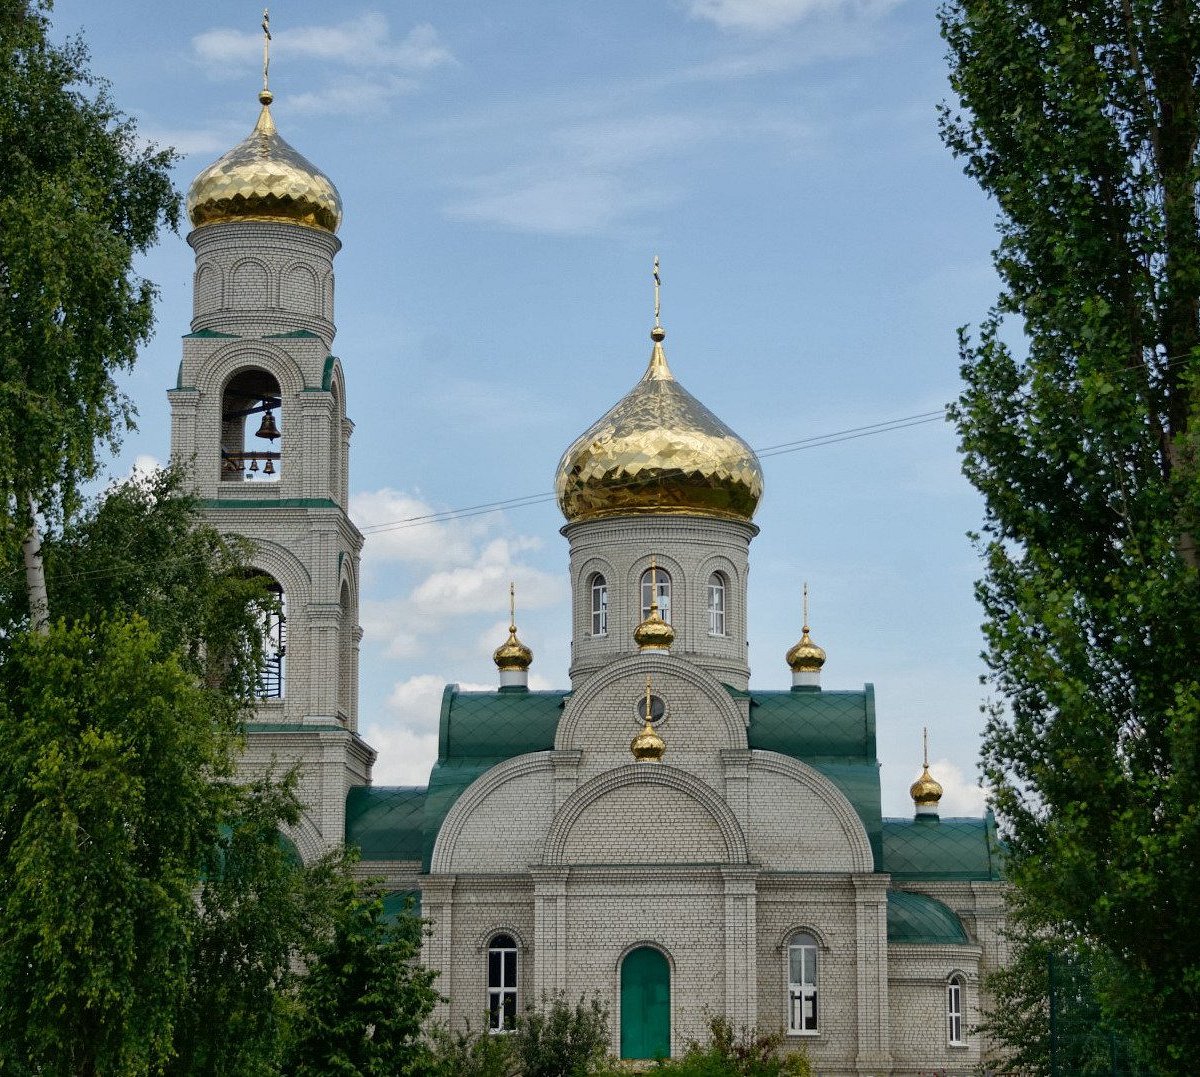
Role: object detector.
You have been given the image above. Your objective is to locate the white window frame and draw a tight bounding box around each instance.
[947,975,965,1046]
[591,574,608,637]
[487,933,518,1033]
[640,567,671,624]
[787,934,819,1035]
[707,573,726,636]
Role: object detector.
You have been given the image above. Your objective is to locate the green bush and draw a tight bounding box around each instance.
[652,1016,812,1077]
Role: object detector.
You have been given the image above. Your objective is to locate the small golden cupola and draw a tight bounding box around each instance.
[186,12,343,234]
[556,259,764,524]
[910,728,944,817]
[630,676,666,762]
[786,583,827,690]
[633,560,675,652]
[493,583,533,690]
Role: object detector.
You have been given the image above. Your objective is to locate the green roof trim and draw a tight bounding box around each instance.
[265,329,320,338]
[747,686,877,760]
[438,685,566,761]
[184,328,239,338]
[201,497,339,510]
[882,812,1003,881]
[382,889,422,922]
[322,354,337,390]
[346,786,427,860]
[887,890,969,945]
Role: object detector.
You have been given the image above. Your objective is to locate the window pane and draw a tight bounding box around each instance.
[503,949,516,986]
[789,948,804,984]
[488,950,501,985]
[489,993,502,1030]
[503,991,517,1029]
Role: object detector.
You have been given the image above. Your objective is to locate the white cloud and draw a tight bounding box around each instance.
[362,724,439,785]
[929,758,988,816]
[193,16,452,72]
[688,0,903,32]
[352,487,478,566]
[409,537,563,616]
[129,454,164,481]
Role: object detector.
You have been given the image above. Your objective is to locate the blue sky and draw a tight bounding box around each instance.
[49,0,1006,816]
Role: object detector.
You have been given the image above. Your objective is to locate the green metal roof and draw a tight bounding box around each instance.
[746,686,877,760]
[437,685,566,760]
[887,890,969,945]
[882,813,1003,881]
[345,786,427,861]
[746,687,882,868]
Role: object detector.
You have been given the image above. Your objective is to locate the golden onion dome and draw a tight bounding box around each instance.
[187,90,342,234]
[493,584,533,672]
[631,677,666,762]
[786,626,826,673]
[910,729,944,808]
[556,325,764,524]
[633,608,675,652]
[910,765,944,808]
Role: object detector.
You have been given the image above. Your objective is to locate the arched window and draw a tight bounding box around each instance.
[590,574,608,636]
[787,933,818,1034]
[947,974,965,1045]
[487,933,518,1032]
[640,567,671,624]
[338,580,354,723]
[255,577,286,699]
[707,573,726,636]
[221,368,282,483]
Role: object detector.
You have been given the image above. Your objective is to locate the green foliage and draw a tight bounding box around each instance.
[939,0,1200,1069]
[0,615,236,1075]
[0,0,178,544]
[651,1017,811,1077]
[511,994,611,1077]
[980,917,1150,1077]
[169,776,349,1077]
[283,883,439,1077]
[426,1019,520,1077]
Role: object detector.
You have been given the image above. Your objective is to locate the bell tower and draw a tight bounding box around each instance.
[167,26,373,859]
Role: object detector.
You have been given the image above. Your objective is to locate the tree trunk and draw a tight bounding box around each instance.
[22,497,49,635]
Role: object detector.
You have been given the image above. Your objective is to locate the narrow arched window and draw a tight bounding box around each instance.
[338,580,354,722]
[256,577,286,699]
[787,933,818,1034]
[221,368,282,483]
[947,975,965,1045]
[590,574,608,636]
[487,933,518,1032]
[640,567,671,624]
[707,573,726,636]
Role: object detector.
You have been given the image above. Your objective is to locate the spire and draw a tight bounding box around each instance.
[631,675,666,762]
[647,255,671,379]
[493,581,533,689]
[258,10,274,110]
[786,582,826,689]
[910,727,944,817]
[634,558,675,651]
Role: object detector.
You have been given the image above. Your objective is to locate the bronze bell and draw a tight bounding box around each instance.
[263,457,275,476]
[248,455,259,473]
[256,408,280,441]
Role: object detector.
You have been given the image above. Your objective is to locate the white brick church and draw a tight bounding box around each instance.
[170,71,1007,1075]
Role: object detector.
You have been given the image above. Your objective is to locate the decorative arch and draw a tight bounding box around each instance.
[322,270,334,316]
[629,552,684,626]
[283,261,319,313]
[474,925,531,953]
[774,923,833,952]
[279,811,323,865]
[193,261,222,317]
[429,753,555,873]
[576,556,615,638]
[750,751,875,871]
[557,652,747,751]
[543,763,748,865]
[230,257,271,309]
[245,539,313,611]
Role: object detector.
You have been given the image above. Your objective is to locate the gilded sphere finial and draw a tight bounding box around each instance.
[650,325,666,343]
[259,88,274,106]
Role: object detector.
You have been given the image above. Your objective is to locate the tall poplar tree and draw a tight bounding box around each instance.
[938,0,1200,1070]
[0,0,177,625]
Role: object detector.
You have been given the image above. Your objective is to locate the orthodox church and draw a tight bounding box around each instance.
[171,60,1006,1076]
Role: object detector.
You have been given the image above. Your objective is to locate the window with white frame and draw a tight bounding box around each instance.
[947,975,965,1045]
[591,574,608,636]
[787,933,819,1034]
[640,567,671,623]
[488,933,518,1032]
[707,573,726,636]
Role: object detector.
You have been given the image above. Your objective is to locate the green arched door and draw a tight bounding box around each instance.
[620,946,670,1060]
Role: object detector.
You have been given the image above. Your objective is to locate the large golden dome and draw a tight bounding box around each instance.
[186,90,342,234]
[556,326,764,523]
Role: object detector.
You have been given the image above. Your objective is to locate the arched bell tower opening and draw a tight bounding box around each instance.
[221,368,282,482]
[253,575,287,698]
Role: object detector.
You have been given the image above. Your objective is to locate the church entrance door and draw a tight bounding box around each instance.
[620,946,670,1060]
